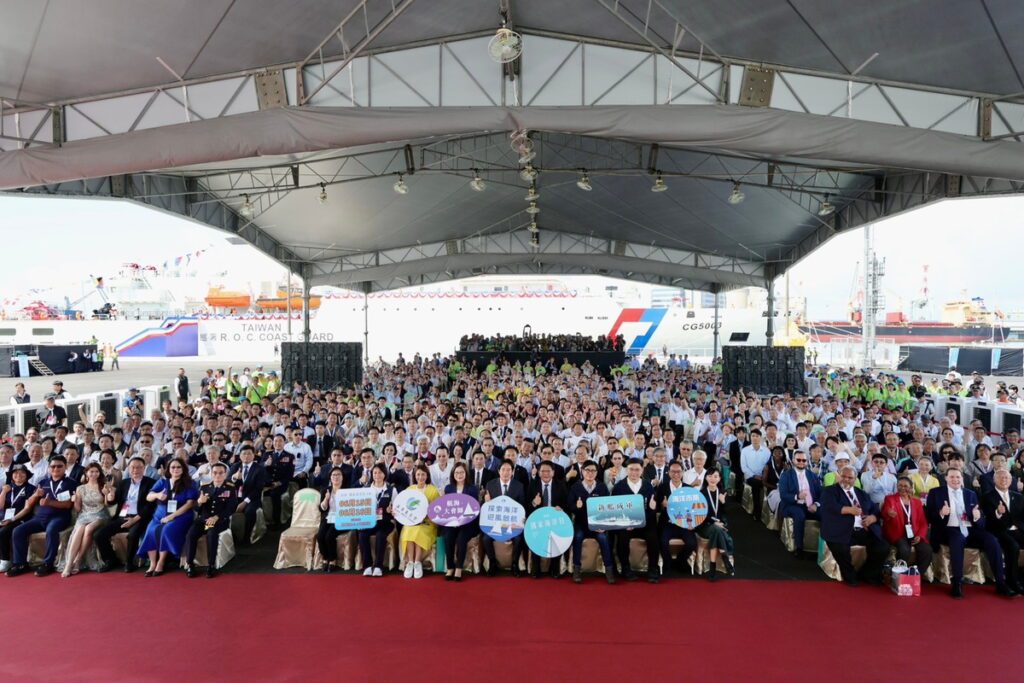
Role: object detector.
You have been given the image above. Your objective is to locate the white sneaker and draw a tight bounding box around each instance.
[0,561,9,572]
[363,567,373,576]
[413,561,424,579]
[372,568,383,577]
[403,563,415,578]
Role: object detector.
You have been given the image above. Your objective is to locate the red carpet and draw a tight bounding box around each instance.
[3,574,1022,682]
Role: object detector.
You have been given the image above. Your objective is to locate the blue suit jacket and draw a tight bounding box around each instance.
[819,484,882,544]
[925,485,985,545]
[778,469,822,511]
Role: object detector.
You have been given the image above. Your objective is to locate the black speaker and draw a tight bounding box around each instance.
[281,341,363,389]
[722,346,804,395]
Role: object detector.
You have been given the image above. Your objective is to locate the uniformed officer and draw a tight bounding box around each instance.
[263,436,295,528]
[7,455,77,577]
[184,462,237,578]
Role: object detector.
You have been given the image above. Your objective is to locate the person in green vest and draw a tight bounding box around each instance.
[96,347,104,371]
[266,372,281,396]
[109,346,119,370]
[485,360,498,375]
[534,362,546,376]
[246,378,267,404]
[559,359,573,373]
[712,359,723,373]
[448,359,463,380]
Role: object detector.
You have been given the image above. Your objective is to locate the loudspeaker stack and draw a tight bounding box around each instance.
[721,346,804,395]
[281,342,363,389]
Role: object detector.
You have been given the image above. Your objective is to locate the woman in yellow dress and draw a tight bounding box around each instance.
[400,464,441,579]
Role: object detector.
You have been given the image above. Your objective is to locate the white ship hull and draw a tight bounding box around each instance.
[2,287,770,361]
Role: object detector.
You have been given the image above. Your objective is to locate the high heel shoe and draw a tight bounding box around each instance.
[444,570,455,581]
[454,570,463,583]
[722,555,735,576]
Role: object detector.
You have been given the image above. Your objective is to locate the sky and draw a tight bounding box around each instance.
[0,192,1021,319]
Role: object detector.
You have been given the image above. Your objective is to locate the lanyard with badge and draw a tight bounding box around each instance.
[4,487,24,520]
[901,499,914,539]
[52,480,71,502]
[165,480,178,513]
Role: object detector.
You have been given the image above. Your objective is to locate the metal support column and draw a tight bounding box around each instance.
[765,282,775,347]
[712,288,721,359]
[363,291,369,365]
[302,280,312,342]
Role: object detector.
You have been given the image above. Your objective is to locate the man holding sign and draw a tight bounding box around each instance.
[611,458,660,584]
[527,462,568,579]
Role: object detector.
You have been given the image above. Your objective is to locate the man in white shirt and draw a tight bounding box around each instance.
[740,429,771,515]
[284,430,313,487]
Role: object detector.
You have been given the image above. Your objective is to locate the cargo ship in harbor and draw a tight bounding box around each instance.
[799,298,1009,344]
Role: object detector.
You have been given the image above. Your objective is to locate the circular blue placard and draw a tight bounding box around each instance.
[666,486,708,530]
[523,507,574,558]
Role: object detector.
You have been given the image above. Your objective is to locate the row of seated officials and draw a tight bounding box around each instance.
[768,449,1023,599]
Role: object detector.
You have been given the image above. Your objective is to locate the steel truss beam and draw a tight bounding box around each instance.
[303,229,766,292]
[6,174,304,275]
[4,31,1023,152]
[772,171,1024,277]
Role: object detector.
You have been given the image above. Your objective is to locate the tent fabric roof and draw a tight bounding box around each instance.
[3,1,1024,294]
[4,0,1024,102]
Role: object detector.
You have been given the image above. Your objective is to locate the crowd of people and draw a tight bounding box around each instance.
[0,356,1022,599]
[459,333,625,353]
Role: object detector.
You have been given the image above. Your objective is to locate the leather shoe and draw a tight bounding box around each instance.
[624,571,639,582]
[950,583,964,599]
[572,568,582,584]
[124,562,136,574]
[34,564,55,577]
[206,567,218,579]
[996,583,1018,598]
[6,564,29,578]
[647,574,660,584]
[511,567,522,578]
[95,562,113,574]
[185,564,197,579]
[605,568,616,585]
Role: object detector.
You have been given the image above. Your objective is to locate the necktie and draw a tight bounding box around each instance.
[475,470,481,487]
[502,483,508,497]
[544,483,550,506]
[242,464,249,483]
[657,467,663,480]
[955,490,968,537]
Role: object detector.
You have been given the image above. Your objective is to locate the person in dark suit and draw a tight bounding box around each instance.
[356,450,380,489]
[314,449,351,491]
[527,462,569,578]
[94,456,156,572]
[927,467,1014,598]
[229,446,268,544]
[819,465,889,587]
[728,427,749,499]
[358,464,396,577]
[482,460,527,577]
[263,439,295,528]
[306,425,335,470]
[983,469,1024,593]
[468,452,496,495]
[778,450,822,558]
[388,454,417,492]
[567,460,615,584]
[611,458,661,583]
[184,462,237,578]
[442,462,479,582]
[654,461,697,576]
[642,449,670,488]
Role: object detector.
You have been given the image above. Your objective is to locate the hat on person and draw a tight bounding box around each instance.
[834,452,851,461]
[9,463,29,476]
[44,392,56,400]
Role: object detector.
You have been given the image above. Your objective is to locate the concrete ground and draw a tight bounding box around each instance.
[5,359,280,401]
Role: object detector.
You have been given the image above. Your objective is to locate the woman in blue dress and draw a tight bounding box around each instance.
[137,458,198,576]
